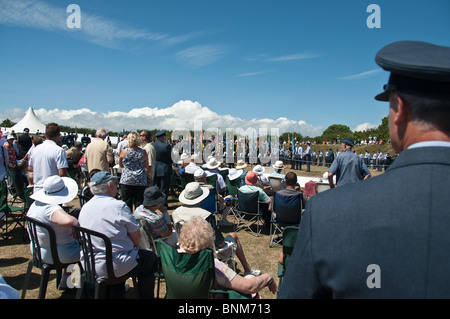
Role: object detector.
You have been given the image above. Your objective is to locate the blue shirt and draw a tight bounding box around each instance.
[79,194,140,278]
[328,149,370,187]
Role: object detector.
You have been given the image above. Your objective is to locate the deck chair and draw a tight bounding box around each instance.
[277,226,299,293]
[269,192,303,247]
[22,216,81,299]
[269,176,284,193]
[234,189,264,237]
[0,180,28,240]
[156,239,248,299]
[73,225,139,299]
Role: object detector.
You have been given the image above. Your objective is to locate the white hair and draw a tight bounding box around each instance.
[89,179,115,194]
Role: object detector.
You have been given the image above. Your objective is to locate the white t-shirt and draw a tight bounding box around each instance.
[27,201,74,247]
[29,140,68,191]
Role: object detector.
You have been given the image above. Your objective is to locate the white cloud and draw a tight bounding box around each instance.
[3,101,324,137]
[265,53,320,62]
[235,70,271,77]
[175,45,229,67]
[353,122,379,132]
[0,0,201,49]
[340,69,382,80]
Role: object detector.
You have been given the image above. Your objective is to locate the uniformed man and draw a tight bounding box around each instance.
[279,40,450,298]
[327,137,371,188]
[152,130,173,208]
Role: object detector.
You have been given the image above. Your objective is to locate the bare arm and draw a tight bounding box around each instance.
[58,167,68,177]
[229,273,277,295]
[128,229,141,248]
[50,208,79,237]
[328,172,335,188]
[51,209,78,228]
[119,149,127,168]
[142,150,149,175]
[107,148,114,165]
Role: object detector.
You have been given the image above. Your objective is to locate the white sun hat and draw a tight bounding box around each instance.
[205,157,221,170]
[252,165,265,175]
[228,168,243,181]
[179,182,209,205]
[31,175,78,205]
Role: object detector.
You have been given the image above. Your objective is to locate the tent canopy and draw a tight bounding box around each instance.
[11,107,46,134]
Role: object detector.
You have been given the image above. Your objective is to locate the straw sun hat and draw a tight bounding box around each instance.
[235,160,247,169]
[272,160,285,170]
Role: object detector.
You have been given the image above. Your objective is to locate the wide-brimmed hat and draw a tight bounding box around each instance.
[31,175,78,205]
[179,153,190,163]
[245,171,258,185]
[252,165,265,175]
[143,186,166,207]
[206,157,221,170]
[228,168,243,181]
[272,160,285,170]
[235,159,247,169]
[179,182,209,205]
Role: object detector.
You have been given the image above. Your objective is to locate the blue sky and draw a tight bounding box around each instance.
[1,0,449,136]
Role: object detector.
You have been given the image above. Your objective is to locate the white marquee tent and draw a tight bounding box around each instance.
[10,107,46,134]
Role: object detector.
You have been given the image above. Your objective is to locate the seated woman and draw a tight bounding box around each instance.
[178,217,277,297]
[27,175,80,288]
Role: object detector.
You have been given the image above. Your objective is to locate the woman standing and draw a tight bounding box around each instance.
[119,131,149,211]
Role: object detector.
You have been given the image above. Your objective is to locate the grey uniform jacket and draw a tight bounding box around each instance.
[278,146,450,298]
[153,140,173,177]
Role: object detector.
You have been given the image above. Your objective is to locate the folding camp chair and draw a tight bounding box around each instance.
[269,192,303,247]
[225,175,241,198]
[156,239,248,299]
[5,167,25,206]
[316,181,331,193]
[234,189,264,237]
[0,180,28,240]
[277,226,299,293]
[157,238,218,299]
[269,176,284,193]
[181,172,195,187]
[205,173,218,190]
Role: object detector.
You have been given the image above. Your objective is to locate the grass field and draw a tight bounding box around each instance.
[0,144,391,299]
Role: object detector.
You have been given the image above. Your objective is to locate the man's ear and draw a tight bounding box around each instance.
[392,95,410,125]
